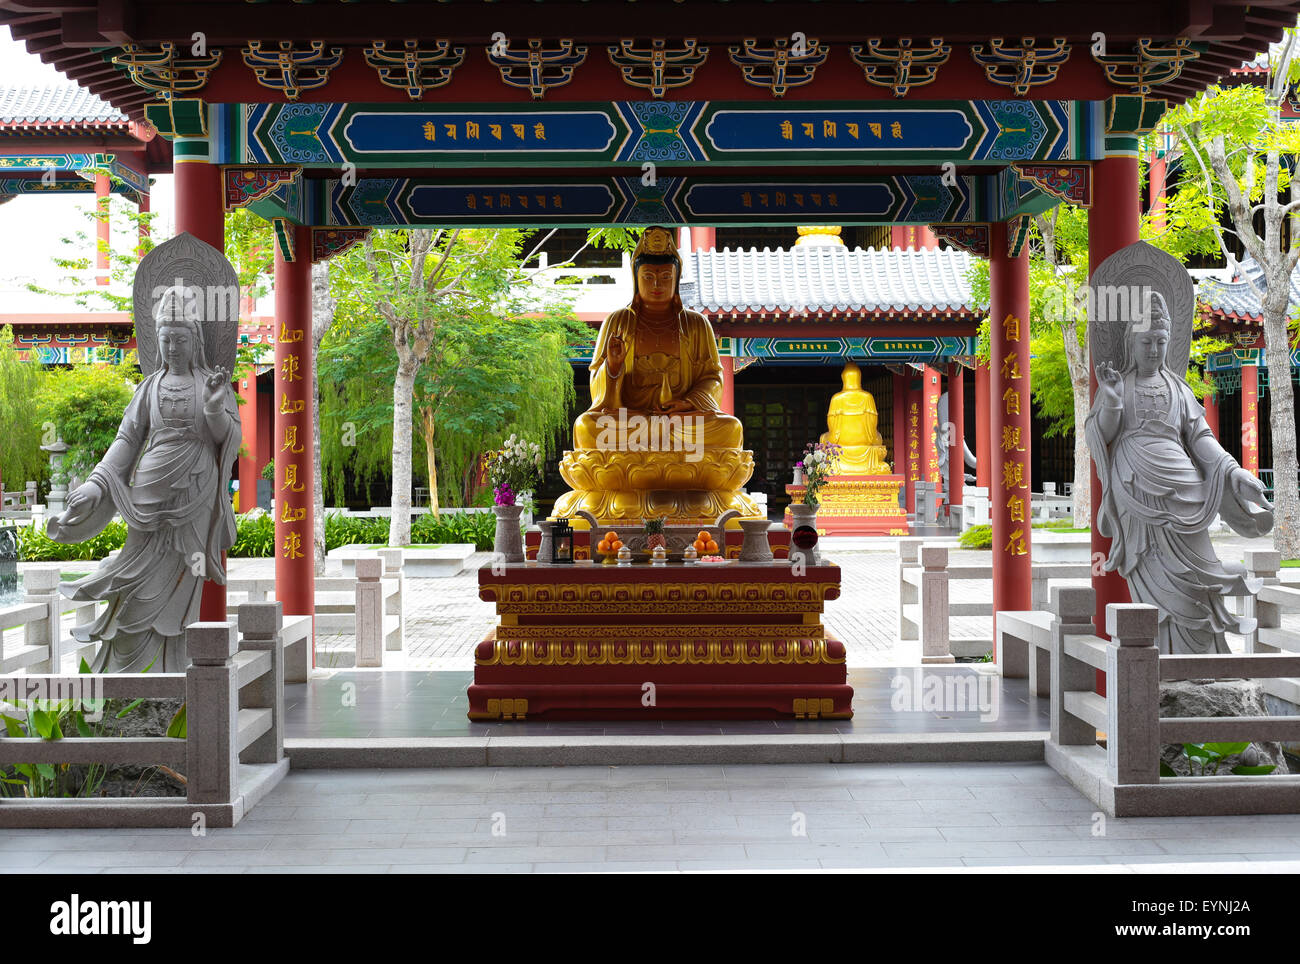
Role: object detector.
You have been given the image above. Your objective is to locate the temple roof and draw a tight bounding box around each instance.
[1197,256,1292,326]
[0,85,128,130]
[682,245,978,319]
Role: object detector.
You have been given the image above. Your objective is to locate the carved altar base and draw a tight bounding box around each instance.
[785,475,909,536]
[470,560,850,720]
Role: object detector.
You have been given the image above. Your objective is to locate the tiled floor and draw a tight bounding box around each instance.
[284,666,1045,738]
[7,761,1300,873]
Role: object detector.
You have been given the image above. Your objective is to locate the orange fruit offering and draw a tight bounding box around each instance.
[605,531,618,542]
[597,539,611,553]
[611,540,623,551]
[697,530,710,542]
[705,540,719,554]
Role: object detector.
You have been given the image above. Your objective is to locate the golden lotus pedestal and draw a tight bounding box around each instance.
[469,560,851,720]
[553,447,762,527]
[785,474,909,537]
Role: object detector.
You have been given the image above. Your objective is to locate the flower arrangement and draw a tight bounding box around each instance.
[487,434,544,507]
[800,441,842,509]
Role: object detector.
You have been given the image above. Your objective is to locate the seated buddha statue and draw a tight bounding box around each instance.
[820,362,891,475]
[554,226,760,525]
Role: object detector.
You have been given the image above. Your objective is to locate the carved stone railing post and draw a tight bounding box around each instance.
[1243,549,1281,653]
[23,569,61,672]
[1105,603,1160,786]
[238,602,283,765]
[379,547,404,651]
[1050,585,1096,747]
[920,544,953,663]
[897,537,924,642]
[186,621,239,805]
[355,557,383,667]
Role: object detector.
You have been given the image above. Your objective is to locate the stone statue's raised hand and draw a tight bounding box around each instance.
[204,366,231,410]
[1231,466,1273,510]
[59,479,102,527]
[1096,361,1123,404]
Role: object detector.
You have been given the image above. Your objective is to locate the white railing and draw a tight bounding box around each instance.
[0,570,99,675]
[1040,584,1300,817]
[0,603,288,827]
[897,539,1091,660]
[226,549,402,670]
[0,481,38,519]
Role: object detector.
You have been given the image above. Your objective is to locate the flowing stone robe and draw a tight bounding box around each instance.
[1086,369,1271,654]
[48,369,241,671]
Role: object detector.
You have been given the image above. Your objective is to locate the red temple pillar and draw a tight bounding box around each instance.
[1203,389,1220,439]
[718,355,735,415]
[990,221,1032,648]
[136,189,151,256]
[975,359,991,489]
[948,362,965,513]
[892,371,906,478]
[1149,151,1168,235]
[94,173,110,286]
[689,226,716,252]
[274,223,315,661]
[238,370,260,513]
[1089,155,1140,636]
[1242,363,1260,476]
[922,365,941,517]
[175,152,228,621]
[905,376,921,514]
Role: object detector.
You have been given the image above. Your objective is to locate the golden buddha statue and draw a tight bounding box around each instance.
[820,362,891,475]
[554,226,761,525]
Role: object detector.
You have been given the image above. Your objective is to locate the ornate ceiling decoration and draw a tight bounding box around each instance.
[242,41,344,102]
[728,37,827,98]
[970,38,1071,96]
[608,39,709,98]
[487,38,587,100]
[849,39,951,98]
[113,43,222,100]
[364,41,465,100]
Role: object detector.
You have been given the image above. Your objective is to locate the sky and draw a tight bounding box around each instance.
[0,27,177,314]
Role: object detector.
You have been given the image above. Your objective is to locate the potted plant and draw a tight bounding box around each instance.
[791,441,841,531]
[486,434,544,563]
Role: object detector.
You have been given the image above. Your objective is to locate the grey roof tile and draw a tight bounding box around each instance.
[1198,255,1300,320]
[683,245,979,315]
[0,84,126,126]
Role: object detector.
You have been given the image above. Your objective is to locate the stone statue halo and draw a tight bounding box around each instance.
[1088,241,1194,379]
[133,232,239,377]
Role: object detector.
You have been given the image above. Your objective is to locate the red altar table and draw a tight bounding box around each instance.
[469,560,850,721]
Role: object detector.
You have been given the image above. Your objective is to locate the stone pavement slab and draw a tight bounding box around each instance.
[7,761,1300,873]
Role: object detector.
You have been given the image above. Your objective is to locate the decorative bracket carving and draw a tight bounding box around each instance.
[243,41,344,101]
[1012,162,1092,206]
[311,227,371,264]
[1007,216,1031,257]
[930,223,989,258]
[365,40,465,100]
[849,38,950,98]
[1094,38,1198,94]
[608,39,709,98]
[113,42,223,100]
[272,217,296,262]
[728,37,827,98]
[970,37,1070,96]
[223,166,301,211]
[487,39,587,100]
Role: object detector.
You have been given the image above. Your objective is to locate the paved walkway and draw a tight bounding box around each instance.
[6,761,1300,872]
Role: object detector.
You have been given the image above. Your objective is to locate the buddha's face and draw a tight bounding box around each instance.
[1130,328,1169,377]
[158,324,196,373]
[636,262,677,313]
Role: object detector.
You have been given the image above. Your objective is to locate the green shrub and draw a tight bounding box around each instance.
[958,524,993,550]
[229,512,275,557]
[412,510,496,550]
[324,513,389,550]
[17,519,127,561]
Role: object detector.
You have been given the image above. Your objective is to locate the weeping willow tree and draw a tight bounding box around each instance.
[319,228,590,534]
[0,326,47,496]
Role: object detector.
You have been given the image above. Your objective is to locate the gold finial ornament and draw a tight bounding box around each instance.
[795,226,845,247]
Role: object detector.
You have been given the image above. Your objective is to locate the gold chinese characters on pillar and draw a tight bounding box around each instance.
[278,322,307,560]
[1000,313,1028,556]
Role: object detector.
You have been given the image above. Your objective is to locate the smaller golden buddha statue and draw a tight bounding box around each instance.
[820,362,890,475]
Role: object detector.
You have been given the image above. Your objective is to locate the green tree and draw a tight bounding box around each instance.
[35,365,138,481]
[320,227,596,540]
[0,326,47,497]
[1165,41,1300,557]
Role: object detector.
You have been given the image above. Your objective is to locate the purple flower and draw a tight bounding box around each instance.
[494,484,516,506]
